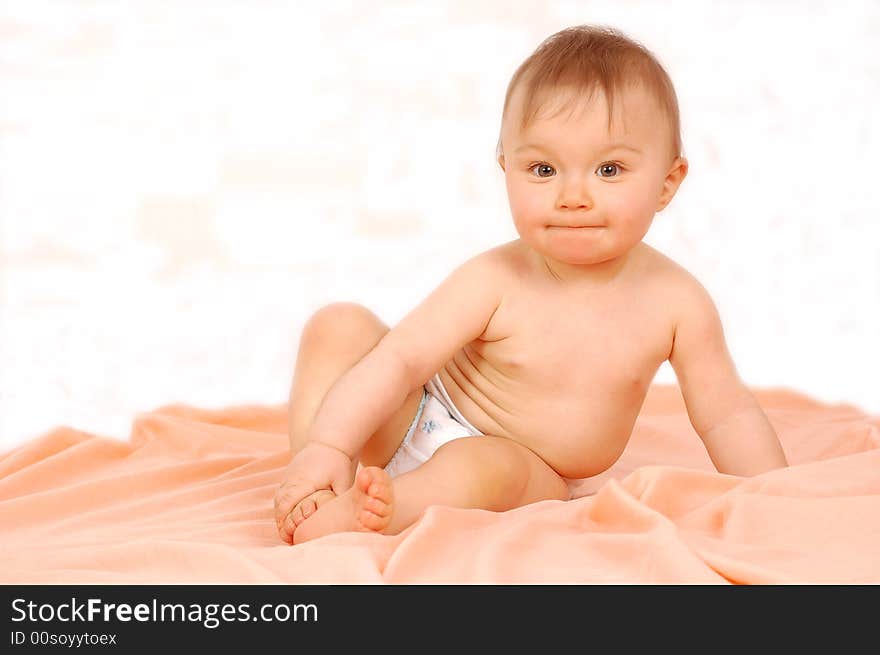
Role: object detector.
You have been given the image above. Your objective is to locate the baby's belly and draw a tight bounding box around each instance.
[438,349,647,479]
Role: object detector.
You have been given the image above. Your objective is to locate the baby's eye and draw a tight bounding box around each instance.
[596,162,622,178]
[528,162,556,178]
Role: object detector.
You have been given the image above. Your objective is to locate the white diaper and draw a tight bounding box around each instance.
[384,373,483,478]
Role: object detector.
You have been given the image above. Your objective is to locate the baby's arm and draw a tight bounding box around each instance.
[668,276,788,476]
[278,251,504,542]
[303,250,505,468]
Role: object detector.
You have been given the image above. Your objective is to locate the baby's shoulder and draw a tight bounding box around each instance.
[638,243,702,290]
[459,239,529,285]
[637,244,716,319]
[486,238,553,281]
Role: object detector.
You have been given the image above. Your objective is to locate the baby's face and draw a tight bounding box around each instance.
[498,84,687,271]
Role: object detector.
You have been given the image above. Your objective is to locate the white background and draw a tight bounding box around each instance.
[1,0,878,452]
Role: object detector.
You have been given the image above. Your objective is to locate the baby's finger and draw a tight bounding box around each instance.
[273,484,313,525]
[290,503,305,526]
[292,511,307,529]
[278,518,294,545]
[282,510,300,543]
[298,498,317,522]
[274,495,295,528]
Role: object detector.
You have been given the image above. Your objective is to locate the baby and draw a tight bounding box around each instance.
[274,25,788,545]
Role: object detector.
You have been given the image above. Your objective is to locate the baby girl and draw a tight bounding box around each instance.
[274,24,788,545]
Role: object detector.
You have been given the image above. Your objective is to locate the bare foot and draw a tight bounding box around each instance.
[293,467,394,544]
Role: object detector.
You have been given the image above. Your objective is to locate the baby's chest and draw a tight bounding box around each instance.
[479,300,672,394]
[489,331,657,392]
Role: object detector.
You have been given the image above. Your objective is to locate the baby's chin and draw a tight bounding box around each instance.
[525,240,640,279]
[549,252,619,267]
[532,236,618,265]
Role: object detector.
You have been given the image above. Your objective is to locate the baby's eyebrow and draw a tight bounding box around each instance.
[513,143,642,155]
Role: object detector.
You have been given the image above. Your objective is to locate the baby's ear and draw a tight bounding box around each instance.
[656,156,688,212]
[496,153,506,172]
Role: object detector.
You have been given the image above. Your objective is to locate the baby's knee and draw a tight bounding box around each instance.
[300,302,386,346]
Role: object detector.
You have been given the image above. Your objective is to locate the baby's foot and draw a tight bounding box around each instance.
[293,467,394,544]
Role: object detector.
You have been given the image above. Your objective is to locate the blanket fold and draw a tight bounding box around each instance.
[1,385,877,583]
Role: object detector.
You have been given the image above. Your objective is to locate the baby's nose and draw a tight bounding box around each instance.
[559,198,592,210]
[557,190,593,210]
[557,176,593,210]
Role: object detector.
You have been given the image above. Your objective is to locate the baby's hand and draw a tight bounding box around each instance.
[274,441,355,544]
[289,488,337,528]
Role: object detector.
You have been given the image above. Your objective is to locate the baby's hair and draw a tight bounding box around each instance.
[497,25,682,161]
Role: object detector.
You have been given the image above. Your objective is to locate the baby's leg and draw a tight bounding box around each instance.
[286,302,423,466]
[293,435,570,543]
[278,303,425,538]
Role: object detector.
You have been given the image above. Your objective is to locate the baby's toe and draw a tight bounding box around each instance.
[357,508,388,531]
[355,467,393,533]
[364,495,391,517]
[367,477,393,506]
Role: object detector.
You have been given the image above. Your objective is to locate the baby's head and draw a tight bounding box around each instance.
[496,25,688,275]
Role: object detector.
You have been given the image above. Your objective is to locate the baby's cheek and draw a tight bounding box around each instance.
[517,192,550,223]
[514,207,547,233]
[607,191,652,221]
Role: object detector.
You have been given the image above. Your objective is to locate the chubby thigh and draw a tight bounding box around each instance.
[477,436,572,506]
[401,434,571,512]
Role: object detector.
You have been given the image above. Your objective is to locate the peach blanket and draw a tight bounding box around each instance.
[1,385,878,584]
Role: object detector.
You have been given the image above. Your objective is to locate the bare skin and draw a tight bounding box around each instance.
[277,83,788,544]
[274,302,427,544]
[293,430,572,543]
[287,240,679,543]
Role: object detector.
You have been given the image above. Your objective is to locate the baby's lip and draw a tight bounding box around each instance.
[549,224,604,228]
